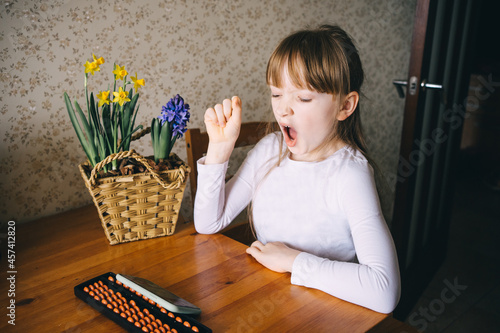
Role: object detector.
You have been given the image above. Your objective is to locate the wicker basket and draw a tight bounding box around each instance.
[78,150,190,245]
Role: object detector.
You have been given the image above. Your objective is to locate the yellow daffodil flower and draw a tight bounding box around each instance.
[112,87,131,106]
[113,64,128,81]
[131,72,145,92]
[92,54,105,66]
[97,90,111,107]
[84,60,100,75]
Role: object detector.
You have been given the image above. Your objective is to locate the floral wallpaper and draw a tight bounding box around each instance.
[0,0,416,224]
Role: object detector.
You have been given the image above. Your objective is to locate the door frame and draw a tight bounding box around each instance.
[390,0,480,319]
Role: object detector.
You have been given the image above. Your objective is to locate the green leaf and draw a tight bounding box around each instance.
[64,92,95,165]
[73,97,99,165]
[74,100,93,142]
[119,90,140,151]
[102,104,114,153]
[159,120,171,161]
[151,118,156,147]
[117,124,143,152]
[152,118,161,163]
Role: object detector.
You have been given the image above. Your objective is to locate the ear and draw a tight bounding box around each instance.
[336,92,359,121]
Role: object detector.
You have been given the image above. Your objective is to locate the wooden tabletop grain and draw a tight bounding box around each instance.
[0,205,417,332]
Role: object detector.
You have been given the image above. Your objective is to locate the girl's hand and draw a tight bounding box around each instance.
[246,241,301,273]
[204,96,242,164]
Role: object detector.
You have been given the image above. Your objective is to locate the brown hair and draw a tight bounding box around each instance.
[266,24,369,163]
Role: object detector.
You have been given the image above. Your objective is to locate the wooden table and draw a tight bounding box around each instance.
[0,205,417,332]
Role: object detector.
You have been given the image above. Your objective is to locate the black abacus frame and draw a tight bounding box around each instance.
[74,272,211,333]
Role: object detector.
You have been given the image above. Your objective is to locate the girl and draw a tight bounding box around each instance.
[194,24,400,314]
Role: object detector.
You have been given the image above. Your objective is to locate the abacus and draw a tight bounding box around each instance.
[74,272,211,333]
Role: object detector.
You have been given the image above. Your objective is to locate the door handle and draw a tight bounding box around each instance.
[393,79,407,98]
[393,77,443,98]
[420,79,443,91]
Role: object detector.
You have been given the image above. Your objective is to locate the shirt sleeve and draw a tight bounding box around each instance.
[194,142,268,235]
[290,161,401,314]
[194,134,278,234]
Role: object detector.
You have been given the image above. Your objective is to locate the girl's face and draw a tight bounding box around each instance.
[270,71,342,162]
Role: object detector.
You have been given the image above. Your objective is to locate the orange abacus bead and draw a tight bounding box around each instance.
[89,284,94,290]
[143,309,150,315]
[155,319,162,326]
[123,303,130,310]
[98,280,104,286]
[101,299,108,305]
[125,310,132,317]
[171,329,178,333]
[160,307,167,314]
[93,295,100,301]
[140,319,146,326]
[147,324,154,331]
[116,292,122,298]
[138,311,144,319]
[143,295,149,301]
[192,326,199,332]
[119,305,125,312]
[134,306,141,314]
[120,312,127,318]
[130,300,136,306]
[151,321,158,329]
[132,314,139,322]
[108,276,114,282]
[127,317,134,323]
[149,299,155,305]
[107,303,113,310]
[94,282,99,288]
[112,301,118,308]
[184,321,191,328]
[113,308,120,314]
[154,329,161,333]
[159,327,166,333]
[168,312,175,318]
[149,314,155,321]
[135,321,141,328]
[89,291,95,297]
[163,324,170,330]
[103,284,109,290]
[175,317,182,323]
[144,316,151,324]
[116,280,122,285]
[141,326,149,332]
[129,307,136,315]
[83,286,89,292]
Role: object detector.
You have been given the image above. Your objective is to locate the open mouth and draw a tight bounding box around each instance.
[282,125,297,147]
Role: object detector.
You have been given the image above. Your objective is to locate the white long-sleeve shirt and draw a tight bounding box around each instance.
[194,133,400,313]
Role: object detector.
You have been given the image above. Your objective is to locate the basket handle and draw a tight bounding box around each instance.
[116,126,152,148]
[131,126,151,142]
[88,149,187,190]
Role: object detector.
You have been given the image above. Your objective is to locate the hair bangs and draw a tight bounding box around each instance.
[266,30,347,96]
[266,39,309,90]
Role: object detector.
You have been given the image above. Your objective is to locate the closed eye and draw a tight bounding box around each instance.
[299,98,312,102]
